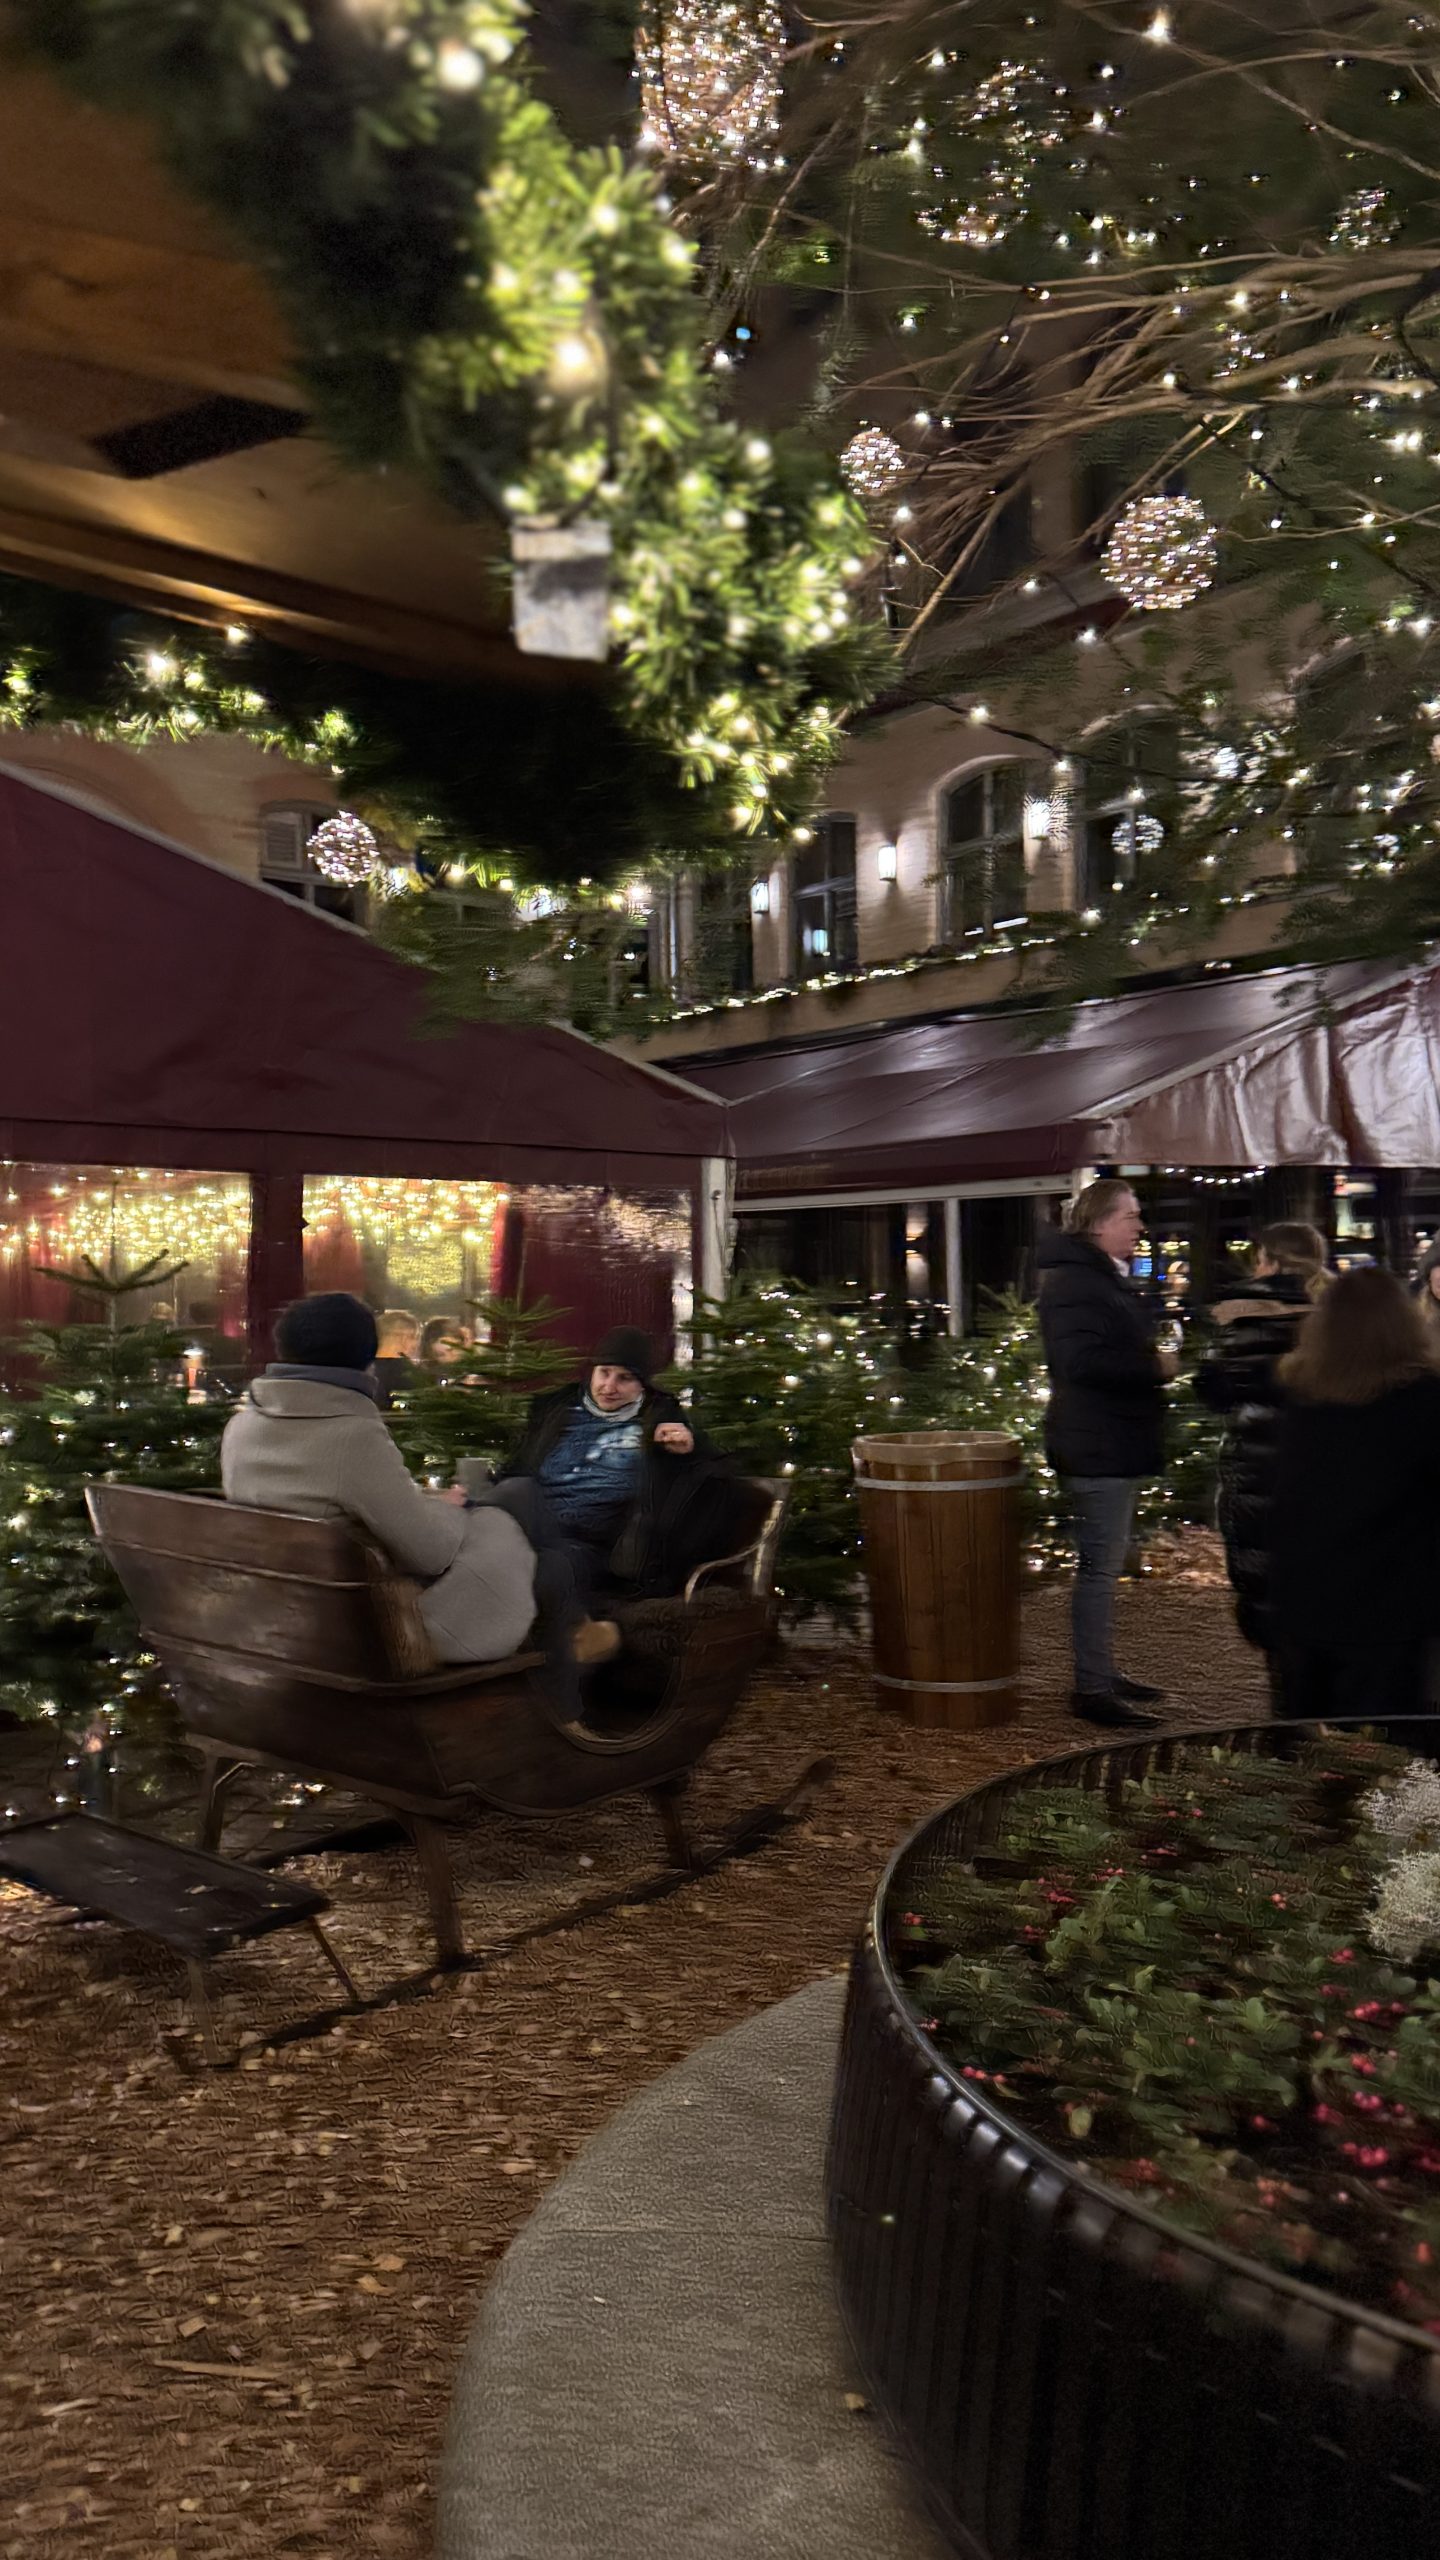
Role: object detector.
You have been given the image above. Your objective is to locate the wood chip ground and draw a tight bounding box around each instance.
[2,1550,1263,2558]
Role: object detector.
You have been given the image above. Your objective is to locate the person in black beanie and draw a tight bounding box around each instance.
[495,1326,749,1624]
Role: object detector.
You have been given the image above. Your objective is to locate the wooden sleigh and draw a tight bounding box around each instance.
[86,1479,789,1963]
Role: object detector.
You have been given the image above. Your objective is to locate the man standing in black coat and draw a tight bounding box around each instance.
[1037,1181,1174,1728]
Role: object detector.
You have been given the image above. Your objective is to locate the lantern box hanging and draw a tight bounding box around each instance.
[511,519,613,663]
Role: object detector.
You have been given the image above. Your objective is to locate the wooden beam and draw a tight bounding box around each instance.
[0,498,579,689]
[0,207,295,405]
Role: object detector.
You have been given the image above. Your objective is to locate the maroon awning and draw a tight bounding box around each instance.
[689,959,1440,1198]
[0,768,728,1186]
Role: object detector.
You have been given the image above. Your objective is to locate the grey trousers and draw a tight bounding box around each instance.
[1061,1475,1141,1694]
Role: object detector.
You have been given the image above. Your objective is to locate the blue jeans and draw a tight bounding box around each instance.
[1062,1476,1141,1695]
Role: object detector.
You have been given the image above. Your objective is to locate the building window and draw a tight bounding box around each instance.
[1079,719,1180,908]
[692,872,754,997]
[260,802,363,923]
[943,764,1027,936]
[792,816,858,973]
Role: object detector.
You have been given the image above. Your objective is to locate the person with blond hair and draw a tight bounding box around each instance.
[1271,1267,1440,1720]
[372,1306,423,1409]
[1037,1179,1175,1727]
[1196,1220,1329,1689]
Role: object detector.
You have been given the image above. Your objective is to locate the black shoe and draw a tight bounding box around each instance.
[1114,1674,1166,1706]
[1069,1691,1162,1729]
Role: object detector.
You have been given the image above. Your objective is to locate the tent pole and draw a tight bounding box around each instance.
[246,1172,304,1372]
[943,1196,963,1336]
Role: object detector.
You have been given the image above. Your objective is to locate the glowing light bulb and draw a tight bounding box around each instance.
[436,40,483,90]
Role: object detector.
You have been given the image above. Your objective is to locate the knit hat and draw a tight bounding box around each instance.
[273,1291,379,1372]
[591,1325,655,1388]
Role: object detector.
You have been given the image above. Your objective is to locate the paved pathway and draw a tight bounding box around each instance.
[437,1974,948,2560]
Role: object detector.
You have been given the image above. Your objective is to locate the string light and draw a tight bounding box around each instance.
[2,1173,250,1271]
[1330,187,1397,252]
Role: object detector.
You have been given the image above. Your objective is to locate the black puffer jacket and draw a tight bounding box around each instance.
[1273,1372,1440,1650]
[1036,1227,1166,1479]
[503,1383,758,1599]
[1193,1274,1311,1650]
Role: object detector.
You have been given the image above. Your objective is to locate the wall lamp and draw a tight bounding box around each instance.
[876,841,899,882]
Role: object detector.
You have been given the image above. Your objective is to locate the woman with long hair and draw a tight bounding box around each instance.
[1195,1221,1329,1692]
[1271,1267,1440,1720]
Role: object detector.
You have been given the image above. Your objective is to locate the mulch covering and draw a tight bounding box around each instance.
[2,1551,1262,2559]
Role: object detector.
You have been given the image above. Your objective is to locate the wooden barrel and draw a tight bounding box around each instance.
[852,1431,1022,1728]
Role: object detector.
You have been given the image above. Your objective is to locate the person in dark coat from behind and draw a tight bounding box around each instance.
[1415,1238,1440,1344]
[1194,1221,1327,1692]
[1271,1267,1440,1721]
[1037,1180,1174,1729]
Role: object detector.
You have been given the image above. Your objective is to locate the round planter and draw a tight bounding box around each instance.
[826,1720,1440,2560]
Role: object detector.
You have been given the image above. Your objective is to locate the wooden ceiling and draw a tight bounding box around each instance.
[0,60,550,684]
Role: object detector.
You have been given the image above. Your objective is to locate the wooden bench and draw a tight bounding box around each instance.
[0,1810,360,2060]
[86,1478,791,1963]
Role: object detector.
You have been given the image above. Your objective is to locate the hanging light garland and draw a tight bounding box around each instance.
[307,812,381,885]
[840,428,909,503]
[636,0,785,165]
[1102,495,1218,611]
[3,1174,250,1272]
[303,1178,498,1255]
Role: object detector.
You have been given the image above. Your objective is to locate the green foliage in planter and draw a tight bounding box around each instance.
[0,1314,225,1734]
[902,1734,1440,2330]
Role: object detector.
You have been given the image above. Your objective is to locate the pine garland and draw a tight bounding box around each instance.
[6,0,888,854]
[0,573,703,892]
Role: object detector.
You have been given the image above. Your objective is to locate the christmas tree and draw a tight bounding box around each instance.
[678,1276,903,1618]
[386,1293,578,1487]
[0,1284,226,1741]
[910,1295,1224,1564]
[678,1278,1224,1617]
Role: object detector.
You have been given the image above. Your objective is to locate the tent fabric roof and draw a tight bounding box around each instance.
[0,768,727,1185]
[691,958,1440,1198]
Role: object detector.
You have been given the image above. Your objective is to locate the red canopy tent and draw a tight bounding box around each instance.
[0,767,730,1358]
[691,959,1440,1202]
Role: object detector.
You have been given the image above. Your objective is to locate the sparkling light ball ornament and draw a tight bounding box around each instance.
[922,60,1064,251]
[307,812,381,885]
[1102,494,1218,612]
[1330,186,1398,253]
[1112,811,1165,861]
[637,0,784,165]
[841,428,908,503]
